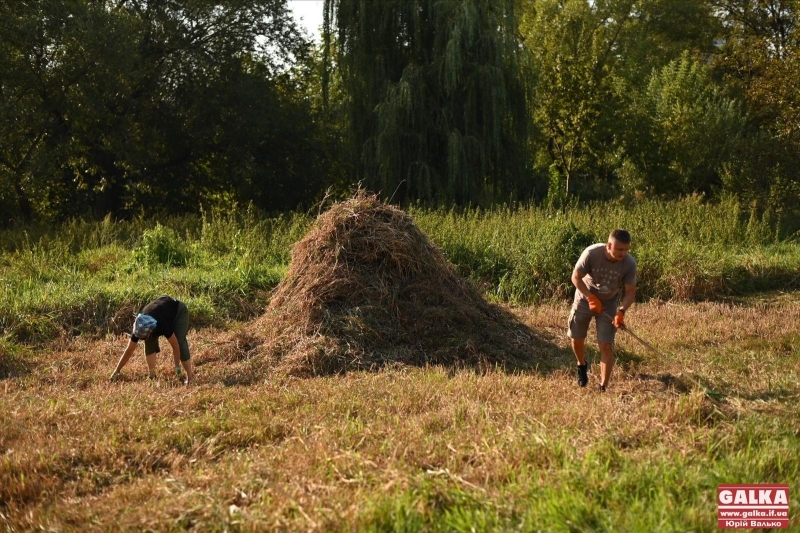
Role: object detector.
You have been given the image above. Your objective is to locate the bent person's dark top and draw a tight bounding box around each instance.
[130,295,180,342]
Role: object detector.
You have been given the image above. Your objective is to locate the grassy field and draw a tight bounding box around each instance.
[1,197,798,345]
[1,295,799,531]
[1,198,799,530]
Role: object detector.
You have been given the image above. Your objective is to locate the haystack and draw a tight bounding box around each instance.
[257,192,542,376]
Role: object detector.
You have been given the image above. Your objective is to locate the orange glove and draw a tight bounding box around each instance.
[586,294,602,314]
[613,309,626,329]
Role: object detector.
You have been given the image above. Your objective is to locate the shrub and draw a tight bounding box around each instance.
[132,224,189,267]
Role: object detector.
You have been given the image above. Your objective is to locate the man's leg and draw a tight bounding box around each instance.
[572,338,586,365]
[598,341,615,390]
[573,338,589,387]
[568,303,592,387]
[573,339,589,387]
[596,308,619,391]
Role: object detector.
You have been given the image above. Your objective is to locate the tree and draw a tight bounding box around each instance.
[520,0,721,201]
[0,0,86,221]
[521,0,634,200]
[711,0,800,210]
[323,0,529,204]
[0,0,321,224]
[616,0,720,87]
[620,52,745,196]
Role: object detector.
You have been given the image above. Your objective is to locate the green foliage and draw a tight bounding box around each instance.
[1,199,798,344]
[414,196,800,303]
[516,0,800,212]
[546,164,567,210]
[708,1,800,211]
[521,0,629,199]
[0,0,326,224]
[621,52,746,196]
[1,0,799,222]
[0,334,31,379]
[358,416,800,531]
[519,0,721,201]
[614,0,720,87]
[325,0,530,204]
[132,225,190,268]
[0,209,310,343]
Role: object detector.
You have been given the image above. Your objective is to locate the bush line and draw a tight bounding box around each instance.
[0,198,797,343]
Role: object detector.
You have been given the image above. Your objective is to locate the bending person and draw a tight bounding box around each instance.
[111,295,196,385]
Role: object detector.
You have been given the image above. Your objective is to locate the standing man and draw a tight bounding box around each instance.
[111,295,196,385]
[568,229,636,391]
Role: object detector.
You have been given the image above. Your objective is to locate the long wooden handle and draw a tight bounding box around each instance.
[620,326,669,359]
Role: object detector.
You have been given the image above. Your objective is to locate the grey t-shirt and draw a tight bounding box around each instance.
[573,243,637,304]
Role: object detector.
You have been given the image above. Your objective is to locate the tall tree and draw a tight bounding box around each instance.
[620,52,746,196]
[0,0,322,224]
[323,0,529,204]
[521,0,636,200]
[0,0,83,221]
[520,0,722,201]
[712,0,800,209]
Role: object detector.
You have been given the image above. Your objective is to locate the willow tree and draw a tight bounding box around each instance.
[323,0,529,204]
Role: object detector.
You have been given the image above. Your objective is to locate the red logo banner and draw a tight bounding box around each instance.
[717,484,790,529]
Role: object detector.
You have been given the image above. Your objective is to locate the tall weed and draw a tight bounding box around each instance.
[414,197,798,303]
[0,198,797,343]
[132,224,190,267]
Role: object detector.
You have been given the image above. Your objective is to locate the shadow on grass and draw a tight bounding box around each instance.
[737,388,800,402]
[612,348,645,369]
[0,358,33,380]
[636,372,693,393]
[219,372,265,387]
[635,372,730,404]
[0,343,34,380]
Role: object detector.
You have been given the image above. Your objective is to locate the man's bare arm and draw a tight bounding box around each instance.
[571,268,593,298]
[619,284,636,311]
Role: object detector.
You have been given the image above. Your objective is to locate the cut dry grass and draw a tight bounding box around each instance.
[254,192,546,376]
[1,295,798,531]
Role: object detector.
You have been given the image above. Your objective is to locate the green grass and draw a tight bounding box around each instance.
[1,197,798,346]
[411,195,800,302]
[359,416,798,532]
[0,209,308,342]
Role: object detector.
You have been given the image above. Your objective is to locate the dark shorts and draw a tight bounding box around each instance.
[568,297,619,343]
[144,301,190,361]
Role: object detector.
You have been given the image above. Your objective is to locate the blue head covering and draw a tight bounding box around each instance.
[132,314,157,339]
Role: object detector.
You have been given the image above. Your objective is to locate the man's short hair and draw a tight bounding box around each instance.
[609,229,631,244]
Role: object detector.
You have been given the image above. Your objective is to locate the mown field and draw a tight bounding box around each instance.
[1,198,799,531]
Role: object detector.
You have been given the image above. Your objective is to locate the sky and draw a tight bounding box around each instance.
[288,1,325,42]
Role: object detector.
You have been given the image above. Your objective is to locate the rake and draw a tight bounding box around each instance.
[620,325,725,400]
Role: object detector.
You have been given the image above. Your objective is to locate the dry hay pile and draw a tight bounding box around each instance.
[256,192,543,376]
